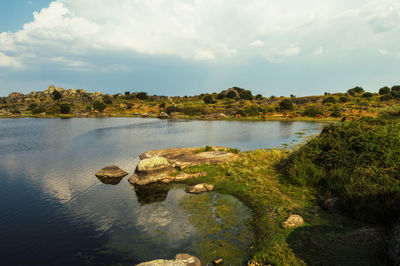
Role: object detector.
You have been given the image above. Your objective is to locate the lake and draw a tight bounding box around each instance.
[0,118,326,265]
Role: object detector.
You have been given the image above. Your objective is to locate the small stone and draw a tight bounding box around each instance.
[185,183,215,194]
[212,257,223,265]
[281,214,304,229]
[95,165,128,178]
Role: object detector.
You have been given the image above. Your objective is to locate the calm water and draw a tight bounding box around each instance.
[0,118,325,265]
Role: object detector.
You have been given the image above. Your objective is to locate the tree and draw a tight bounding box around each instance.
[93,101,106,112]
[136,92,148,100]
[59,103,71,114]
[279,99,294,111]
[323,96,336,104]
[391,85,400,93]
[203,95,214,104]
[362,92,373,98]
[347,86,364,95]
[379,86,390,95]
[256,94,263,100]
[226,90,237,99]
[52,90,62,101]
[125,91,130,96]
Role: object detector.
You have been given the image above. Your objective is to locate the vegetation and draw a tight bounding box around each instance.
[281,118,400,223]
[181,148,389,265]
[1,84,400,121]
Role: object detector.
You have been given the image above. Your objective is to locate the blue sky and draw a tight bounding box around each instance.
[0,0,400,97]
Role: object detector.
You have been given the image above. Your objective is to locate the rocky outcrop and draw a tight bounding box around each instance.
[95,165,128,178]
[389,219,400,265]
[129,147,237,186]
[136,157,170,173]
[185,183,215,194]
[136,253,201,266]
[281,214,304,229]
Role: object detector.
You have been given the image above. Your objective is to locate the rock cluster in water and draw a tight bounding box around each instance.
[128,147,238,186]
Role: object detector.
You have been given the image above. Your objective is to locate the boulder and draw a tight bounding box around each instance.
[281,214,304,229]
[136,254,201,266]
[95,165,128,178]
[389,219,400,265]
[185,183,215,194]
[129,169,176,186]
[158,112,169,119]
[136,157,170,173]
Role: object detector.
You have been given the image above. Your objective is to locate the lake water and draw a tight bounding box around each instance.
[0,118,325,265]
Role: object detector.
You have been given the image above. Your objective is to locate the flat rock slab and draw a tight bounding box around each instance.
[136,156,170,173]
[129,168,177,186]
[136,253,201,266]
[185,183,215,194]
[140,147,239,169]
[95,165,128,178]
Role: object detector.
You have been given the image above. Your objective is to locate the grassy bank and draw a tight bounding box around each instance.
[178,119,399,265]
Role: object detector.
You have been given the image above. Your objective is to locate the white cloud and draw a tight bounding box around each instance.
[379,49,389,55]
[1,0,400,69]
[250,40,265,47]
[0,52,22,68]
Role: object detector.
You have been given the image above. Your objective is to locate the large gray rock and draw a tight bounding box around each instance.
[281,214,304,229]
[389,219,400,265]
[136,157,170,173]
[136,253,201,266]
[185,183,215,194]
[95,165,128,178]
[128,169,176,186]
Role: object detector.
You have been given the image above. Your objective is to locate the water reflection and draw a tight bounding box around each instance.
[96,176,123,185]
[134,183,171,205]
[0,118,326,265]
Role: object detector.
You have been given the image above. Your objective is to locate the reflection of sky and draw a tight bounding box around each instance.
[0,118,326,264]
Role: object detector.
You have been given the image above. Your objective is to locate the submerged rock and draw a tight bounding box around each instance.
[95,165,128,178]
[389,219,400,265]
[281,214,304,229]
[185,183,215,194]
[136,253,201,266]
[136,157,170,173]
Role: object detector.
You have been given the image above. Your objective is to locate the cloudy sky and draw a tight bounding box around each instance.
[0,0,400,96]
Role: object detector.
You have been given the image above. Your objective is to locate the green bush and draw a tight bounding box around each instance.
[339,96,348,103]
[136,92,148,100]
[59,103,71,114]
[52,90,62,101]
[379,86,391,95]
[279,99,294,111]
[330,106,342,117]
[93,101,106,112]
[362,92,373,98]
[281,118,400,223]
[32,106,45,114]
[322,96,336,104]
[181,107,207,116]
[203,95,215,104]
[302,107,323,117]
[165,105,181,114]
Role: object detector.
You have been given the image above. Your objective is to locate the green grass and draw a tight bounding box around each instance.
[178,149,389,265]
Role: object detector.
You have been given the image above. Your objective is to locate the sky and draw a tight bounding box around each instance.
[0,0,400,97]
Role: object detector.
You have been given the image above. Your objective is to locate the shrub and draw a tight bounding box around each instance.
[217,92,225,99]
[379,86,391,95]
[256,94,263,100]
[330,106,341,117]
[281,118,400,223]
[181,107,207,116]
[302,107,323,117]
[136,92,148,100]
[126,103,133,110]
[205,145,213,151]
[348,86,364,95]
[165,105,181,114]
[59,103,71,114]
[28,103,38,110]
[279,99,294,111]
[362,92,373,98]
[392,85,400,93]
[159,102,166,109]
[339,96,348,103]
[93,101,106,112]
[32,106,45,114]
[203,95,215,104]
[103,95,113,104]
[52,90,62,101]
[322,96,336,104]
